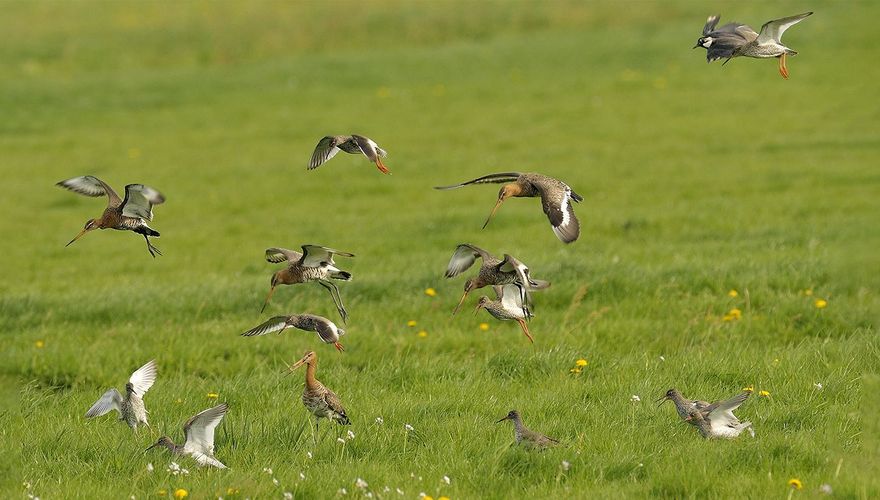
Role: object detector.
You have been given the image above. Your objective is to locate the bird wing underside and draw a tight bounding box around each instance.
[121,184,165,221]
[57,175,122,207]
[300,245,355,268]
[265,247,303,264]
[758,12,812,44]
[85,388,123,417]
[445,244,487,278]
[183,403,228,457]
[240,316,291,336]
[433,172,523,190]
[128,359,157,397]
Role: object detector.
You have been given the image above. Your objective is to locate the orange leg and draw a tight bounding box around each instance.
[778,53,789,80]
[375,158,391,174]
[334,342,345,352]
[516,318,534,343]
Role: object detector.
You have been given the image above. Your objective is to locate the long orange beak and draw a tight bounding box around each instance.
[65,228,91,247]
[451,290,470,316]
[482,198,505,229]
[260,285,276,314]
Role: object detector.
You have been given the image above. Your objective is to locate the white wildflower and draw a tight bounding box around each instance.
[748,427,755,438]
[347,430,356,440]
[814,382,823,390]
[307,451,313,459]
[337,437,346,444]
[263,467,273,475]
[300,472,306,480]
[404,424,414,432]
[561,460,571,471]
[338,487,348,495]
[283,493,293,500]
[442,475,451,484]
[146,463,154,473]
[355,478,368,489]
[396,488,404,495]
[659,355,666,362]
[273,478,280,486]
[180,468,189,476]
[819,484,833,495]
[375,416,384,425]
[383,486,390,492]
[365,493,373,498]
[631,395,641,403]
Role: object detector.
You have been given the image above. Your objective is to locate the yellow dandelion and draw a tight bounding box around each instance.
[207,393,219,399]
[742,386,754,392]
[814,299,827,309]
[729,308,742,319]
[417,330,428,338]
[804,289,813,296]
[423,496,434,500]
[759,390,770,397]
[569,367,581,374]
[728,289,738,297]
[787,478,802,490]
[479,323,489,331]
[439,497,450,500]
[174,489,188,499]
[424,288,437,297]
[175,398,183,404]
[575,359,588,367]
[226,487,239,495]
[407,320,417,327]
[35,340,45,349]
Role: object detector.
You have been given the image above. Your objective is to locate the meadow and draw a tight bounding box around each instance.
[1,0,878,498]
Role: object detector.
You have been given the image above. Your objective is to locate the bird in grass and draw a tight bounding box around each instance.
[445,243,549,316]
[474,284,535,343]
[285,351,351,435]
[694,12,813,79]
[85,359,157,431]
[434,172,583,243]
[496,410,558,449]
[261,245,354,323]
[685,392,753,439]
[656,388,711,423]
[241,314,346,352]
[146,403,229,468]
[56,176,166,257]
[308,134,390,174]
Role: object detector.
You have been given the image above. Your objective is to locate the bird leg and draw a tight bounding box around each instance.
[778,53,789,79]
[451,290,470,316]
[143,235,162,258]
[334,342,345,352]
[319,280,348,323]
[516,318,534,343]
[260,285,277,314]
[375,157,391,175]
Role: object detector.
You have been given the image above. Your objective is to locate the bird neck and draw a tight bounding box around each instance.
[503,183,524,199]
[304,362,319,389]
[510,416,526,433]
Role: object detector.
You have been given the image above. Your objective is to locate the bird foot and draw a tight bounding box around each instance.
[778,54,789,80]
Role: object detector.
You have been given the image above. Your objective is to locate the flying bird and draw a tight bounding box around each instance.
[694,12,813,79]
[56,176,165,257]
[241,314,346,351]
[474,284,535,343]
[308,135,390,174]
[146,403,229,468]
[435,172,583,243]
[85,359,157,431]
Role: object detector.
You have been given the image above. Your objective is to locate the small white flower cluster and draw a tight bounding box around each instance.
[167,462,189,476]
[307,451,313,459]
[814,382,823,390]
[355,478,368,489]
[283,493,293,500]
[442,475,451,485]
[146,463,154,473]
[561,460,571,471]
[263,467,274,475]
[405,424,414,432]
[347,430,356,440]
[337,437,346,444]
[375,416,384,425]
[396,488,404,495]
[337,487,348,495]
[631,395,641,403]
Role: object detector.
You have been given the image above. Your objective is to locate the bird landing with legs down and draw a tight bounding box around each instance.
[475,284,536,343]
[261,245,354,323]
[56,176,166,257]
[435,172,583,243]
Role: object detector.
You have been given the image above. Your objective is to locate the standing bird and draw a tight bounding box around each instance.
[434,172,583,243]
[685,392,753,439]
[241,314,346,352]
[694,12,813,79]
[85,359,157,431]
[261,245,354,323]
[656,388,711,423]
[285,351,351,435]
[308,134,390,174]
[474,284,535,343]
[56,175,165,257]
[495,410,558,449]
[445,243,549,316]
[146,403,229,468]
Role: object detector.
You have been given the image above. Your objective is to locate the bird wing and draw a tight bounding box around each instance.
[704,32,751,62]
[121,184,165,221]
[445,244,489,278]
[302,314,342,344]
[758,12,812,44]
[497,254,532,285]
[351,134,385,162]
[702,15,721,36]
[56,175,122,207]
[705,392,750,425]
[533,181,580,243]
[322,388,348,419]
[183,403,228,457]
[300,245,355,268]
[240,316,292,337]
[128,359,157,397]
[85,388,123,417]
[308,136,342,169]
[191,452,227,468]
[499,283,526,312]
[265,247,303,264]
[433,172,523,190]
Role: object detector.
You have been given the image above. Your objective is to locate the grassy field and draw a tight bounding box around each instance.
[2,0,878,498]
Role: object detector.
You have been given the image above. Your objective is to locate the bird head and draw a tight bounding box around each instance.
[656,388,678,406]
[496,410,519,423]
[66,219,98,247]
[473,296,491,315]
[694,36,712,49]
[146,436,173,452]
[125,382,135,395]
[285,350,316,375]
[482,184,519,229]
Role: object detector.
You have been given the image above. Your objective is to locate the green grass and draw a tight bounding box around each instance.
[2,0,878,498]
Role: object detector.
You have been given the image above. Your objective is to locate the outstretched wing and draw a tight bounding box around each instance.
[240,316,292,337]
[706,392,750,426]
[702,15,721,36]
[85,388,123,418]
[532,181,580,243]
[445,244,489,278]
[128,359,157,397]
[56,176,122,207]
[183,403,228,457]
[434,172,523,190]
[308,136,342,169]
[265,247,303,264]
[758,12,812,44]
[121,185,165,221]
[300,245,355,268]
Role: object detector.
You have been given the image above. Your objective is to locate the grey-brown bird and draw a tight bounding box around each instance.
[695,12,813,79]
[261,245,354,323]
[445,243,549,316]
[496,410,558,449]
[685,392,753,439]
[57,176,165,257]
[146,403,229,468]
[474,284,534,343]
[308,135,390,174]
[435,172,583,243]
[285,351,351,434]
[85,359,157,431]
[241,314,346,351]
[656,388,711,423]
